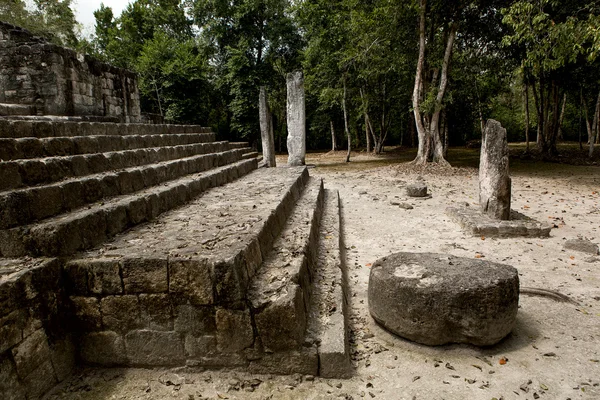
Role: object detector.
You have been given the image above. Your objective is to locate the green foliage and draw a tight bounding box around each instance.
[0,0,79,47]
[189,0,303,142]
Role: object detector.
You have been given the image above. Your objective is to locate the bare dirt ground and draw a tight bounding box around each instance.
[48,147,600,400]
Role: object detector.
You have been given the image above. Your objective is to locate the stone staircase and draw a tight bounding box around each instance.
[0,119,350,400]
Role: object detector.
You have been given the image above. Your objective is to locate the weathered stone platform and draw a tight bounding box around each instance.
[446,205,552,238]
[0,119,350,399]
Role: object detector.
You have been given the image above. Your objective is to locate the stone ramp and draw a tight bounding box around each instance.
[249,177,324,352]
[307,189,352,378]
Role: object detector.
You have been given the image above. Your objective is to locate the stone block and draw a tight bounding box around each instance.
[0,162,21,191]
[0,192,30,230]
[29,185,62,221]
[22,360,57,400]
[11,329,52,379]
[0,355,26,400]
[49,338,75,382]
[140,294,172,331]
[368,252,519,346]
[69,296,101,331]
[63,261,88,295]
[215,308,254,353]
[185,352,248,369]
[406,182,428,197]
[100,295,142,332]
[87,259,122,295]
[255,285,305,351]
[79,331,127,365]
[211,255,248,304]
[125,330,185,366]
[0,309,24,353]
[122,258,168,293]
[21,307,43,339]
[184,334,217,358]
[173,305,215,336]
[169,259,213,305]
[126,197,148,225]
[249,347,318,376]
[564,238,599,255]
[17,138,43,158]
[104,204,129,237]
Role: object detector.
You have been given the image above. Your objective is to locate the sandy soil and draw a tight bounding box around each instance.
[47,150,600,400]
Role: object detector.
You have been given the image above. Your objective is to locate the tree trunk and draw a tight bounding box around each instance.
[411,0,454,166]
[343,77,351,163]
[442,110,449,158]
[330,120,337,152]
[411,0,428,164]
[590,90,600,158]
[364,115,371,153]
[429,23,456,165]
[557,93,567,140]
[524,79,530,152]
[579,89,583,150]
[410,112,416,147]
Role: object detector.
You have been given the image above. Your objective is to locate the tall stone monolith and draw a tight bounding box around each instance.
[259,86,276,167]
[479,119,511,220]
[286,71,306,166]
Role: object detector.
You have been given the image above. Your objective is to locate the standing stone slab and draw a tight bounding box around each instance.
[479,119,511,220]
[259,86,276,167]
[286,71,306,166]
[368,252,519,346]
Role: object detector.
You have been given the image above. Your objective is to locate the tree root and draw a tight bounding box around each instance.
[520,287,580,305]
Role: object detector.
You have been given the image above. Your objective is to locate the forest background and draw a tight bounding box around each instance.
[2,0,600,165]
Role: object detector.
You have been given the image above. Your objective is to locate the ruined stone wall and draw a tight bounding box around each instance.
[0,21,141,122]
[0,259,75,399]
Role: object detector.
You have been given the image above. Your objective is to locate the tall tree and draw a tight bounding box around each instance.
[502,0,600,156]
[0,0,79,47]
[190,0,303,142]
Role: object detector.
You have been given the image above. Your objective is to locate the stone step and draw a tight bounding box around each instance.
[241,151,259,160]
[0,103,35,116]
[248,177,324,353]
[0,133,216,161]
[306,189,352,378]
[0,159,258,257]
[0,120,211,139]
[0,141,241,192]
[0,148,248,230]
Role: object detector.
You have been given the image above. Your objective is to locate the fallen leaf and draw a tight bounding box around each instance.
[475,254,484,258]
[540,383,549,390]
[481,236,485,240]
[366,263,372,267]
[499,357,508,365]
[570,256,575,260]
[523,205,530,209]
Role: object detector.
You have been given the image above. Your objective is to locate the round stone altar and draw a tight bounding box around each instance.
[368,252,519,346]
